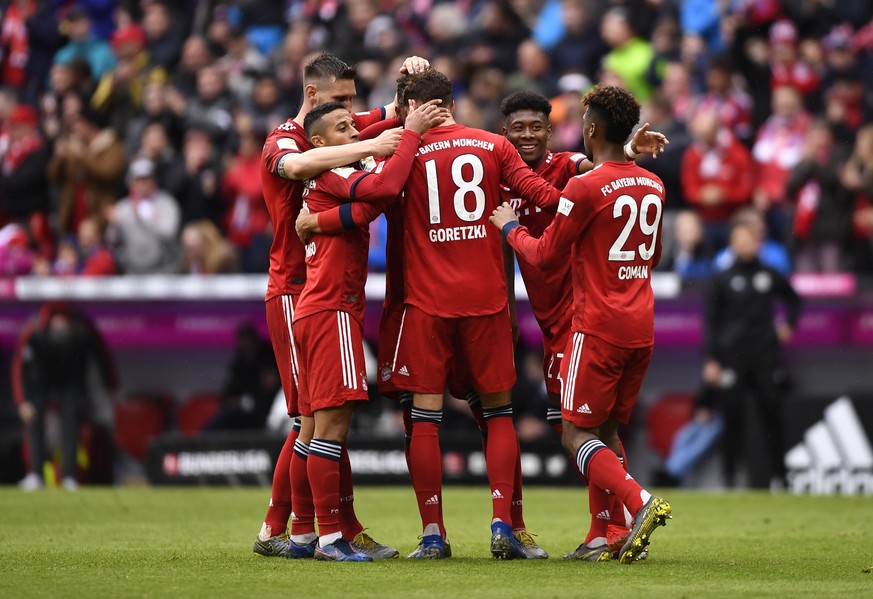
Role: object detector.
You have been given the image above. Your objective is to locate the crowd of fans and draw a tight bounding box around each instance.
[1,0,873,279]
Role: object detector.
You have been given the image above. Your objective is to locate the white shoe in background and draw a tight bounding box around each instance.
[62,477,79,492]
[19,473,44,491]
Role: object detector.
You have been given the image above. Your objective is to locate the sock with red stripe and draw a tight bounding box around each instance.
[263,419,299,535]
[410,407,444,535]
[339,445,363,540]
[482,405,517,525]
[576,438,647,516]
[307,438,343,540]
[289,437,315,537]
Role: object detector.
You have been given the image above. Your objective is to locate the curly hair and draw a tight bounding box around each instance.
[581,84,641,144]
[403,68,453,107]
[499,90,552,119]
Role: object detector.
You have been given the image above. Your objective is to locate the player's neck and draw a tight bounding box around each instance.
[592,144,626,166]
[293,106,309,127]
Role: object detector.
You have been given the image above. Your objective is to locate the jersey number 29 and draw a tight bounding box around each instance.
[608,193,662,262]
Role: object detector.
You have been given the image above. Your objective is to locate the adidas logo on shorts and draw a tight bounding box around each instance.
[491,489,504,499]
[596,509,610,520]
[425,495,439,506]
[577,403,592,414]
[398,365,410,376]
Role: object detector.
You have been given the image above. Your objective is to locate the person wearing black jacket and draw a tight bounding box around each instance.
[703,218,802,488]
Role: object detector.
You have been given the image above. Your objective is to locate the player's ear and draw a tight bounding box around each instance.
[304,83,318,105]
[310,134,326,148]
[546,123,553,139]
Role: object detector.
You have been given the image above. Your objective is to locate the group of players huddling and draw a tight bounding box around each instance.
[252,52,672,563]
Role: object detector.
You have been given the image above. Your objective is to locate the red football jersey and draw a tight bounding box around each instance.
[507,161,665,348]
[402,124,561,318]
[294,129,421,324]
[502,151,585,330]
[260,107,386,301]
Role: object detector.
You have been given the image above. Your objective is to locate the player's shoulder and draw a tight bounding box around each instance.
[552,150,587,165]
[266,119,306,147]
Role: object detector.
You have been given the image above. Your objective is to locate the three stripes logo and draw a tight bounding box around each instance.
[785,397,873,496]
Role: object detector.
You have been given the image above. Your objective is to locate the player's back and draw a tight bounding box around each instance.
[566,161,665,348]
[402,124,515,318]
[260,119,311,300]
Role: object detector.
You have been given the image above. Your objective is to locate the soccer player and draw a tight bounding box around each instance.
[490,85,672,564]
[254,52,428,559]
[496,90,667,558]
[293,99,447,561]
[389,69,568,560]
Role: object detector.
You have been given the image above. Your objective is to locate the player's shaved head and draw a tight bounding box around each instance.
[404,68,453,108]
[500,90,552,120]
[581,84,640,144]
[303,52,357,85]
[304,101,347,140]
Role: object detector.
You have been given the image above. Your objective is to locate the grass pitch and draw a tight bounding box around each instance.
[0,486,871,598]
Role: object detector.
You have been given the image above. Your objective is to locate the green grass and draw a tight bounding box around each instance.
[0,486,871,598]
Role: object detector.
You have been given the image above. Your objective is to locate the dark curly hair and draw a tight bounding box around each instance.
[499,90,552,119]
[403,68,453,108]
[581,84,641,144]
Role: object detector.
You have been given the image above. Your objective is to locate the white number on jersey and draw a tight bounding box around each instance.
[425,154,486,224]
[608,193,662,262]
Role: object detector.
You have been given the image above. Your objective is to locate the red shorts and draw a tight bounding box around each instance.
[560,332,653,429]
[265,295,300,417]
[542,315,572,397]
[377,301,406,399]
[293,310,369,416]
[392,304,515,395]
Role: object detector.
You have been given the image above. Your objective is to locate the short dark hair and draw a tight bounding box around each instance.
[581,84,640,144]
[304,101,347,140]
[303,53,356,84]
[403,68,453,108]
[500,90,552,119]
[395,74,412,107]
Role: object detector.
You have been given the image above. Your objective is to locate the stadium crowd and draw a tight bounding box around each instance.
[1,0,873,278]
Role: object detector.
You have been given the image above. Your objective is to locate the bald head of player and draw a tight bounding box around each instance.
[302,53,358,112]
[500,90,553,169]
[303,101,359,148]
[580,84,641,165]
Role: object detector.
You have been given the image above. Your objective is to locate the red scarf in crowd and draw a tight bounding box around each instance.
[1,132,44,175]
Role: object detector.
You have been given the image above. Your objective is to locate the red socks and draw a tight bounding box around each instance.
[339,446,363,539]
[576,438,645,515]
[263,423,298,534]
[410,408,444,533]
[307,438,343,538]
[482,405,517,524]
[289,438,315,536]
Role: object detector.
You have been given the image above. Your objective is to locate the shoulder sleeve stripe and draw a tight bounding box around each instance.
[349,172,373,202]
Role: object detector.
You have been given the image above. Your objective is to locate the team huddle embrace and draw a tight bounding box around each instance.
[253,52,672,563]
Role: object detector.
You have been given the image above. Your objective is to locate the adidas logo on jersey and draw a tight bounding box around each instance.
[398,365,410,376]
[577,403,592,414]
[491,489,504,500]
[290,512,298,521]
[625,473,633,480]
[596,509,610,520]
[425,495,439,506]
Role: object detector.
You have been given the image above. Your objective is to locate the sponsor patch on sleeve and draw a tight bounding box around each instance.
[277,138,299,151]
[331,166,358,179]
[557,197,574,216]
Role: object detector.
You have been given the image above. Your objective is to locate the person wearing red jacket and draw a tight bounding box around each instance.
[681,107,754,251]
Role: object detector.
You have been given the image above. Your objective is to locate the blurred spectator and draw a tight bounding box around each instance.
[681,107,754,250]
[505,39,556,97]
[425,3,468,57]
[105,157,180,273]
[12,301,118,491]
[245,75,293,134]
[180,219,237,275]
[822,71,865,145]
[221,121,270,272]
[842,125,873,272]
[124,82,183,154]
[0,104,51,229]
[702,218,801,489]
[183,65,235,148]
[142,0,183,70]
[16,1,63,104]
[680,0,724,52]
[206,323,281,431]
[713,207,792,275]
[768,19,820,101]
[217,25,269,103]
[52,4,116,79]
[0,222,36,275]
[638,92,691,212]
[47,105,125,233]
[751,85,810,240]
[40,59,94,140]
[548,73,587,152]
[549,0,607,79]
[600,6,654,102]
[659,61,695,124]
[65,0,117,41]
[695,55,754,143]
[171,35,214,97]
[177,126,223,226]
[131,120,185,196]
[785,120,854,272]
[465,1,529,74]
[1,0,37,89]
[657,209,712,280]
[76,215,116,276]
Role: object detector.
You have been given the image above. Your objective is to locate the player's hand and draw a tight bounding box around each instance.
[403,99,449,135]
[702,360,721,387]
[489,202,519,231]
[295,206,321,244]
[400,55,430,74]
[18,401,36,425]
[630,122,668,159]
[368,127,404,157]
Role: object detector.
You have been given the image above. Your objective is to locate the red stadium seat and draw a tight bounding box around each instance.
[113,394,171,460]
[177,392,222,435]
[645,393,695,458]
